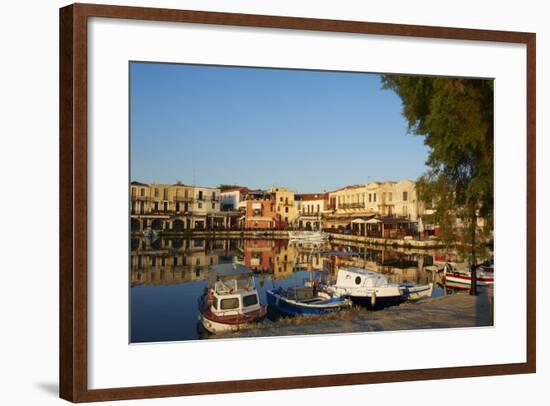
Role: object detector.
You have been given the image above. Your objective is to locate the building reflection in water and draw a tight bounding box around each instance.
[130,237,452,287]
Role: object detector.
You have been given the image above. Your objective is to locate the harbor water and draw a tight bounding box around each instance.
[130,237,478,343]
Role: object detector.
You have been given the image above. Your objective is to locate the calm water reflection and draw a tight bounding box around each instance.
[130,237,450,343]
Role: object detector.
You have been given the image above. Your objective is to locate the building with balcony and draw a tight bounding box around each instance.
[130,181,227,232]
[295,193,328,230]
[324,180,424,230]
[269,186,298,228]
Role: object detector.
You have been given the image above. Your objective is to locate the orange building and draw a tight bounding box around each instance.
[243,191,277,229]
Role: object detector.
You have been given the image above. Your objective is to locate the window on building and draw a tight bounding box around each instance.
[198,190,203,200]
[373,193,377,202]
[403,191,408,201]
[317,204,320,212]
[212,203,215,209]
[389,192,392,202]
[154,188,159,197]
[212,192,216,200]
[163,189,168,200]
[184,190,188,198]
[285,207,288,213]
[369,194,372,203]
[198,202,202,209]
[140,188,145,197]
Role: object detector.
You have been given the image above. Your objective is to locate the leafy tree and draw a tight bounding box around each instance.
[381,75,493,264]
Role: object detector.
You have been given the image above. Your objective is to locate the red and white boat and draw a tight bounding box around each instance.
[443,262,494,286]
[198,270,267,334]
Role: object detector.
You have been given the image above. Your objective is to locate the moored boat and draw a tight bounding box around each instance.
[401,282,434,301]
[266,285,351,316]
[477,258,494,273]
[325,267,406,309]
[198,270,267,334]
[443,262,494,286]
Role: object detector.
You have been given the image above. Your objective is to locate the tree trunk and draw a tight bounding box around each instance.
[469,204,478,296]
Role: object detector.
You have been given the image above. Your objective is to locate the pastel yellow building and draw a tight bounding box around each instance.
[328,180,422,221]
[130,181,224,232]
[269,186,299,227]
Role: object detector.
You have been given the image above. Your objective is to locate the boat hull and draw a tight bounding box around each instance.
[198,306,267,334]
[402,283,434,301]
[349,294,405,309]
[445,272,494,286]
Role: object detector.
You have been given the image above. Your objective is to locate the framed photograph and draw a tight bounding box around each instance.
[59,3,536,402]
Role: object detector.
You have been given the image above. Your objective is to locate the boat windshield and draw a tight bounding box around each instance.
[220,297,240,310]
[242,294,258,307]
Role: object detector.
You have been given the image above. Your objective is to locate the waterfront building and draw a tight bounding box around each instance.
[295,193,328,230]
[324,179,423,231]
[130,181,229,232]
[269,186,299,228]
[220,186,251,211]
[243,190,277,229]
[191,185,224,229]
[378,180,422,220]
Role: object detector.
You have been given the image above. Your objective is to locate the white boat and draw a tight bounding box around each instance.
[288,230,328,241]
[198,270,267,334]
[326,267,405,309]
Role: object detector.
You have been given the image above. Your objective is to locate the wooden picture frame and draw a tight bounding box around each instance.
[59,3,536,402]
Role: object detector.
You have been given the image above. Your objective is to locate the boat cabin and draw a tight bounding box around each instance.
[207,272,261,316]
[334,267,390,289]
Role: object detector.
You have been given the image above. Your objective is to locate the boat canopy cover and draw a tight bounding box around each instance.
[335,267,390,288]
[207,266,254,286]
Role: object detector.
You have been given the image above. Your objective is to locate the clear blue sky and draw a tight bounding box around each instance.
[130,62,429,193]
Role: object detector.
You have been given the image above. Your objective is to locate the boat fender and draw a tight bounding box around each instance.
[371,291,377,307]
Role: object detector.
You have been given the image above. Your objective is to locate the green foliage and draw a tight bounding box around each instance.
[382,75,494,263]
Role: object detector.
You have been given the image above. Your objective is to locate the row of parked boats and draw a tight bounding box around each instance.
[198,266,436,334]
[198,257,495,335]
